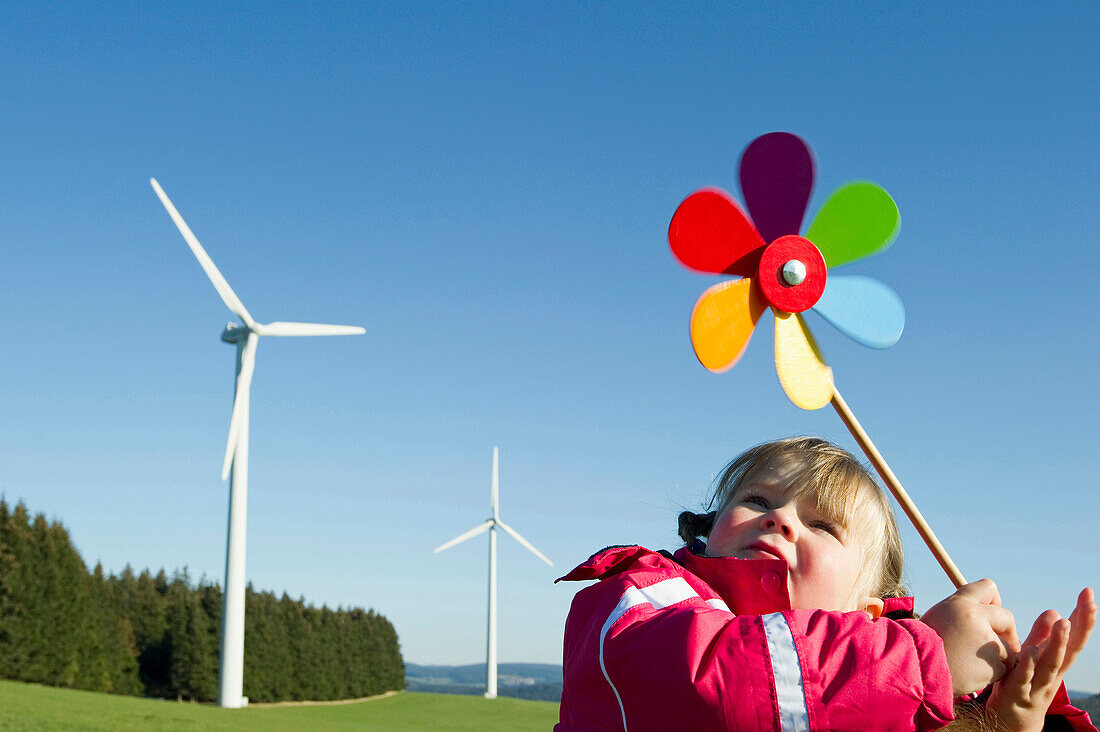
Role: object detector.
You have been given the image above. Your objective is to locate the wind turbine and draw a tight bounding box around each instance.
[434,447,552,699]
[150,178,365,709]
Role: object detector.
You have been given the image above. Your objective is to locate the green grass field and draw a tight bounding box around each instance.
[0,680,559,731]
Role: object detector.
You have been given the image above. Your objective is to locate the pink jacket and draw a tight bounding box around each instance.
[556,544,1096,732]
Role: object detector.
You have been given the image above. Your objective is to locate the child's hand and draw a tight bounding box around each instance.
[921,579,1021,697]
[985,588,1097,732]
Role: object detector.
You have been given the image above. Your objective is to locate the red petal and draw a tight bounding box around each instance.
[669,188,766,276]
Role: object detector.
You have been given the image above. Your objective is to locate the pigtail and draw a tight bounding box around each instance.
[677,510,716,545]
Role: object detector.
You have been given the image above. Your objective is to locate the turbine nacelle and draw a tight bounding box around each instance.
[221,322,247,344]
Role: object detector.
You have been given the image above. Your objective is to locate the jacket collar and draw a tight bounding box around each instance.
[557,541,917,618]
[675,541,917,618]
[674,541,793,615]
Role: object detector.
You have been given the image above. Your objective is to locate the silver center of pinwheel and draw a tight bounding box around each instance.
[782,259,807,286]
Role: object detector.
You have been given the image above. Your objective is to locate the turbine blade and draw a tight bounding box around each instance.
[254,321,366,337]
[433,520,493,553]
[150,178,256,328]
[497,521,553,567]
[221,334,259,480]
[491,447,499,520]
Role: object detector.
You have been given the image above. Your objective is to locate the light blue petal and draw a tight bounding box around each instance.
[812,275,904,349]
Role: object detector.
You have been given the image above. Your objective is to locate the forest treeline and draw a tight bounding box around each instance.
[0,499,404,702]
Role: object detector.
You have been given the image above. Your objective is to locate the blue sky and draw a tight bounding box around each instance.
[2,2,1098,691]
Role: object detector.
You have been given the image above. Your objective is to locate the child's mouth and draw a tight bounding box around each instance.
[739,544,786,562]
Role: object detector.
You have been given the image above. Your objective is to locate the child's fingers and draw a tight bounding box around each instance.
[1061,588,1098,673]
[1031,619,1070,693]
[1009,646,1039,702]
[1067,588,1096,624]
[1023,609,1060,649]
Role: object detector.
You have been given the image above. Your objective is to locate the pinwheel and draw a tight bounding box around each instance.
[669,132,965,587]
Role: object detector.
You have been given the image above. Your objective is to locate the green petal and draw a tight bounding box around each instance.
[806,182,900,268]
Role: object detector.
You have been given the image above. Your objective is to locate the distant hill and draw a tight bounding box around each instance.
[1075,694,1100,720]
[406,663,561,685]
[405,663,562,702]
[404,667,1098,712]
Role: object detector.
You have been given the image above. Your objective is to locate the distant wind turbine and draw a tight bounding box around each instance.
[150,178,365,709]
[434,447,552,699]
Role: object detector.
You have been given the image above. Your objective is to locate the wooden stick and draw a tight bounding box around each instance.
[830,386,967,589]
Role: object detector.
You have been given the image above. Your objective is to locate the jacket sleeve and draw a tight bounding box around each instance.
[1041,684,1096,732]
[559,573,955,732]
[962,682,1098,732]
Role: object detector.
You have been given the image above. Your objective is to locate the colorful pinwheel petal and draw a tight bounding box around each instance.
[669,132,905,410]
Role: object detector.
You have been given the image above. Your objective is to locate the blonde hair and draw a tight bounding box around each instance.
[678,437,906,600]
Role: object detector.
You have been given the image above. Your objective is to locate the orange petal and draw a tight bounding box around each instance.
[690,279,767,372]
[774,310,834,410]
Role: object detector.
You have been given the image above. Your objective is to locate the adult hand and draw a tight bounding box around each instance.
[921,579,1020,697]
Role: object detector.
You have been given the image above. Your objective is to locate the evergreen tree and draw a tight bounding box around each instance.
[84,564,142,694]
[129,568,170,696]
[243,585,275,702]
[0,498,405,703]
[0,501,34,679]
[164,572,216,701]
[0,501,141,694]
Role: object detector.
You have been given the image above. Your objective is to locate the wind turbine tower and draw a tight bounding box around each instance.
[151,179,365,708]
[434,447,552,699]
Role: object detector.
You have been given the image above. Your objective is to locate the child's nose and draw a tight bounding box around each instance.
[762,514,797,539]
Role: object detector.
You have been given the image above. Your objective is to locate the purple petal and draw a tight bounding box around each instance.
[738,132,814,244]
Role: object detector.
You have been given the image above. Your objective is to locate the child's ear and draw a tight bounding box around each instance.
[858,597,885,619]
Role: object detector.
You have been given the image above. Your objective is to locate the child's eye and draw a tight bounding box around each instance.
[741,494,769,509]
[811,520,838,537]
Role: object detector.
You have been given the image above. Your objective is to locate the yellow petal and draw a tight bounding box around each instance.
[690,279,767,372]
[774,310,834,410]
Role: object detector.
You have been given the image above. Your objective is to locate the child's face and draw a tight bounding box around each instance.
[705,459,868,612]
